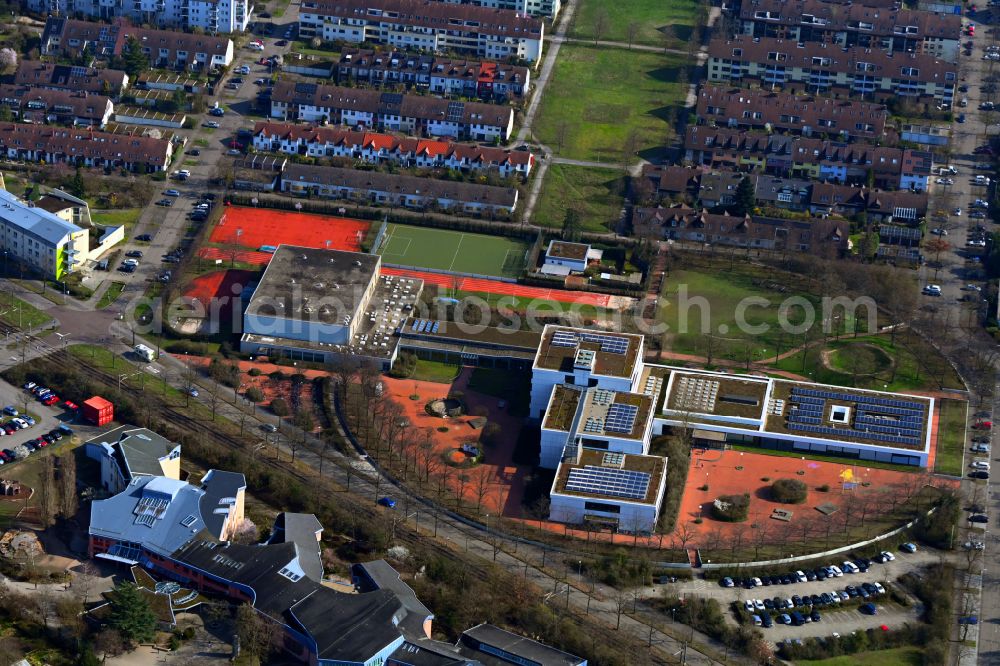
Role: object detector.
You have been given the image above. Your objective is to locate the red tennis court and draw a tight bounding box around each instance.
[198,247,273,265]
[212,206,370,251]
[382,267,613,308]
[183,269,256,318]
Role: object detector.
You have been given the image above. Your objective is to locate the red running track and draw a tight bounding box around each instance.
[198,247,273,265]
[381,267,612,308]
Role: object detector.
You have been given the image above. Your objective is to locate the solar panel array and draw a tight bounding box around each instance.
[605,403,639,434]
[410,319,440,334]
[549,330,629,354]
[446,101,465,122]
[787,387,926,447]
[565,465,651,500]
[603,452,625,468]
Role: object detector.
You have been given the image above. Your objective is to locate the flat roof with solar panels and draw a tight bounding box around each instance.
[533,325,642,378]
[575,388,653,441]
[764,380,933,450]
[552,449,666,506]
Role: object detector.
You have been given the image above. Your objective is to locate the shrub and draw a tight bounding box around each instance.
[270,397,290,417]
[711,493,750,522]
[817,484,830,492]
[248,368,262,377]
[245,387,265,403]
[770,478,808,504]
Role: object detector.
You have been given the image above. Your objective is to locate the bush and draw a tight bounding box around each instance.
[770,478,808,504]
[248,368,262,377]
[817,484,830,492]
[710,493,750,522]
[245,387,265,403]
[270,397,290,416]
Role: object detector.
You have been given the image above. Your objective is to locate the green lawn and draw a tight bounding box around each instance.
[96,282,126,310]
[378,223,529,278]
[935,398,968,476]
[569,0,698,47]
[771,333,964,393]
[448,289,608,319]
[533,164,625,232]
[291,40,338,57]
[797,646,923,666]
[661,265,830,360]
[91,208,142,228]
[534,45,688,163]
[411,359,461,384]
[0,292,52,330]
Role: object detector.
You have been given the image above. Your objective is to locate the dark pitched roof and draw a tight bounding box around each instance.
[198,470,246,537]
[458,624,585,666]
[0,122,171,167]
[282,163,518,207]
[269,513,324,583]
[271,81,514,128]
[354,560,433,640]
[739,0,962,40]
[303,0,543,38]
[15,60,127,94]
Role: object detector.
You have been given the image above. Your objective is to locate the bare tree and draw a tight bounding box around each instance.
[237,603,274,663]
[626,22,640,49]
[59,451,77,518]
[37,455,57,528]
[593,9,609,44]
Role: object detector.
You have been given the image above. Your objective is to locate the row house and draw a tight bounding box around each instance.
[809,182,928,221]
[337,48,530,102]
[0,85,114,128]
[15,61,129,97]
[632,206,849,255]
[707,36,957,104]
[27,0,250,33]
[298,0,544,67]
[0,122,173,173]
[685,126,933,191]
[641,165,821,212]
[270,81,515,142]
[640,165,701,200]
[438,0,560,18]
[280,163,518,215]
[41,18,234,71]
[739,0,961,62]
[253,122,534,178]
[696,85,887,140]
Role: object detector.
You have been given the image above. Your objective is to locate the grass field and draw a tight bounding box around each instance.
[798,646,923,666]
[534,45,688,163]
[91,208,143,228]
[772,334,964,393]
[533,164,626,232]
[96,282,126,310]
[378,223,529,278]
[935,399,968,476]
[569,0,699,46]
[411,359,461,384]
[0,292,51,330]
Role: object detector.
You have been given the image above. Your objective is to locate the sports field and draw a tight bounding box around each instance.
[377,223,528,279]
[212,206,370,251]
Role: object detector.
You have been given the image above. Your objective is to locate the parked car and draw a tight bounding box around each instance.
[720,577,735,588]
[203,121,221,128]
[859,603,878,615]
[2,407,16,416]
[125,250,143,258]
[959,616,979,625]
[969,514,989,523]
[970,471,991,479]
[378,496,397,508]
[164,189,181,197]
[136,234,153,242]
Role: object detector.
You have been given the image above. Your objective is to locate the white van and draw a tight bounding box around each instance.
[134,344,157,362]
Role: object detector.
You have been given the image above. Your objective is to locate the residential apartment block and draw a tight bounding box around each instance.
[15,61,129,97]
[696,85,888,140]
[0,122,173,173]
[0,85,114,128]
[270,81,515,141]
[685,126,933,191]
[41,18,234,71]
[809,182,928,221]
[707,35,957,103]
[253,122,534,178]
[739,0,961,62]
[337,48,530,102]
[27,0,250,33]
[438,0,560,19]
[631,205,849,253]
[298,0,544,66]
[280,163,518,214]
[0,188,89,280]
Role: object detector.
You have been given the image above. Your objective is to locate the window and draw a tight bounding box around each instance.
[856,62,875,72]
[900,67,919,77]
[732,48,743,57]
[818,118,836,127]
[811,56,830,66]
[777,192,793,203]
[767,51,787,62]
[584,501,621,514]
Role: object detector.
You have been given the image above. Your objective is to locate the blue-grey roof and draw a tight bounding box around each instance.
[354,560,433,640]
[86,425,178,480]
[200,470,247,538]
[90,476,210,557]
[0,188,83,246]
[459,624,586,666]
[270,513,324,582]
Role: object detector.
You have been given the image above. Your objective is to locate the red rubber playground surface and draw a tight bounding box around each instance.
[211,206,369,251]
[381,267,613,307]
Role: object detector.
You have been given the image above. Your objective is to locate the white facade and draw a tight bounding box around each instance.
[549,476,666,533]
[30,0,251,33]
